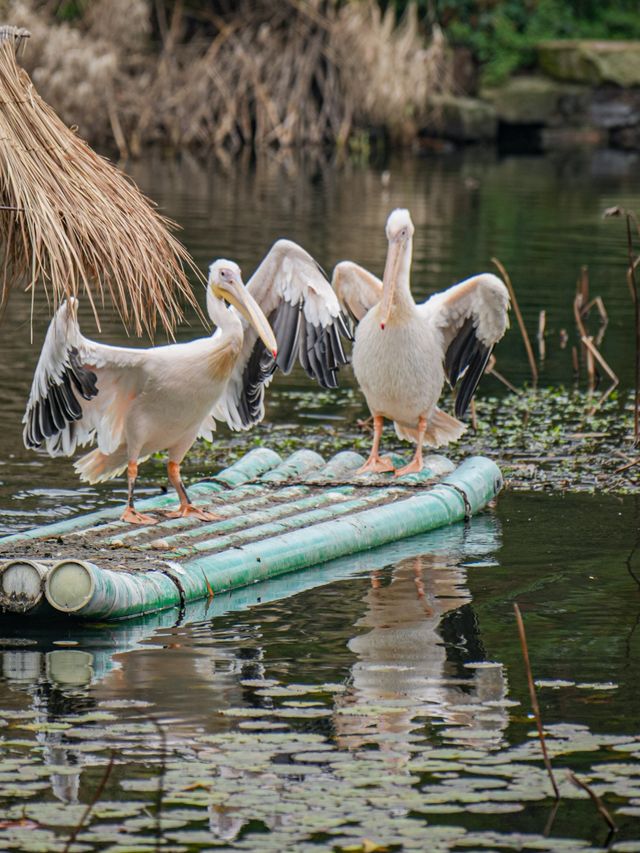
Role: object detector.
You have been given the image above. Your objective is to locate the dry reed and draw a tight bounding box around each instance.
[513,602,560,800]
[492,256,538,388]
[0,32,200,335]
[567,771,617,833]
[11,0,452,155]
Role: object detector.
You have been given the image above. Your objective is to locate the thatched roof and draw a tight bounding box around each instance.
[0,27,200,336]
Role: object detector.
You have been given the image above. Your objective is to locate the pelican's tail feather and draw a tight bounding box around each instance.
[74,446,131,484]
[394,407,467,448]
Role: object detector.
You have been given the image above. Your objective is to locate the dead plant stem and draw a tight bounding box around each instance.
[567,770,617,833]
[492,257,537,387]
[513,603,560,800]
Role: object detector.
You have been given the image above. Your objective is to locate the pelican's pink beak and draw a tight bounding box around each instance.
[379,235,404,330]
[221,273,278,358]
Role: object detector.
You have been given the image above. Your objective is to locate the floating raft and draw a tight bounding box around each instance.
[0,448,503,622]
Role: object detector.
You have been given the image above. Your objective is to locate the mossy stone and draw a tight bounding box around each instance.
[538,40,640,87]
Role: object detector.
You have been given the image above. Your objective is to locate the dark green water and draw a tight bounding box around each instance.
[0,149,639,850]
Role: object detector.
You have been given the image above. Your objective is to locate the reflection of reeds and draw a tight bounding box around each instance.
[0,34,199,335]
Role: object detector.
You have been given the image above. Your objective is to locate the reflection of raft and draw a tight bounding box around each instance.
[0,448,502,622]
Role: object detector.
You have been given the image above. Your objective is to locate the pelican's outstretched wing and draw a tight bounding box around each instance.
[332,261,383,324]
[214,239,352,430]
[23,300,149,456]
[421,273,510,417]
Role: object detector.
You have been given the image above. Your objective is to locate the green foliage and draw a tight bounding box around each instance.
[392,0,640,85]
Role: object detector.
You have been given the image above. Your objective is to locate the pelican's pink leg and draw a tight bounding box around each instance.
[395,416,427,477]
[163,461,222,521]
[120,461,158,525]
[356,415,395,474]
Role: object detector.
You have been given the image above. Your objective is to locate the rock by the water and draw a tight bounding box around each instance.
[538,40,640,87]
[482,76,587,125]
[427,95,497,142]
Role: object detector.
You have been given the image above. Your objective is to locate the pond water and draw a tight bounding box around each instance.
[0,148,639,850]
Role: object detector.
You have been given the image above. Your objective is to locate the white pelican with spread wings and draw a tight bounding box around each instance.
[23,240,350,523]
[333,209,510,476]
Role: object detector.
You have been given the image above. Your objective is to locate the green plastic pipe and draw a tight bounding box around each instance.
[260,449,325,482]
[0,558,50,614]
[44,559,181,618]
[165,487,406,560]
[42,457,501,621]
[0,448,282,546]
[139,486,355,552]
[106,485,309,547]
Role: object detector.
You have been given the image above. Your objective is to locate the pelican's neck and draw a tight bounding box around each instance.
[206,291,242,338]
[382,237,415,322]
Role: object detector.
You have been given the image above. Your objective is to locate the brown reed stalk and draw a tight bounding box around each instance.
[0,33,201,336]
[485,354,520,395]
[537,309,546,362]
[581,335,619,414]
[604,206,640,445]
[492,257,538,388]
[571,345,579,378]
[627,241,640,446]
[513,602,560,800]
[567,770,617,833]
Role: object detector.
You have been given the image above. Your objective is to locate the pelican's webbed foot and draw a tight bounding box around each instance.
[356,455,395,475]
[394,458,424,477]
[120,506,158,525]
[163,504,222,521]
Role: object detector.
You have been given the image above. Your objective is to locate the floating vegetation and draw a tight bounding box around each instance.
[183,385,638,495]
[0,683,639,851]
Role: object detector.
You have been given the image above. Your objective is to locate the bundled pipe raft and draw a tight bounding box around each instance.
[0,448,503,622]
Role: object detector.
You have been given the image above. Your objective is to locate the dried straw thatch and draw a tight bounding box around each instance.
[0,28,199,336]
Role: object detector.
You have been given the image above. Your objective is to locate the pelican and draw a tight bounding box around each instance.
[332,209,510,476]
[23,240,350,524]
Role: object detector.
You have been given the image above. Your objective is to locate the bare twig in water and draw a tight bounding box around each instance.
[581,336,619,415]
[567,770,617,833]
[513,603,560,800]
[627,250,640,446]
[613,457,640,475]
[486,355,520,395]
[543,798,561,838]
[356,416,374,433]
[492,257,537,387]
[537,309,546,362]
[63,752,115,853]
[571,345,579,379]
[604,206,640,445]
[583,296,609,347]
[574,291,595,392]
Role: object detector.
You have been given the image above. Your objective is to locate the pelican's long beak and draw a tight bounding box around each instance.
[222,277,278,358]
[379,235,404,330]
